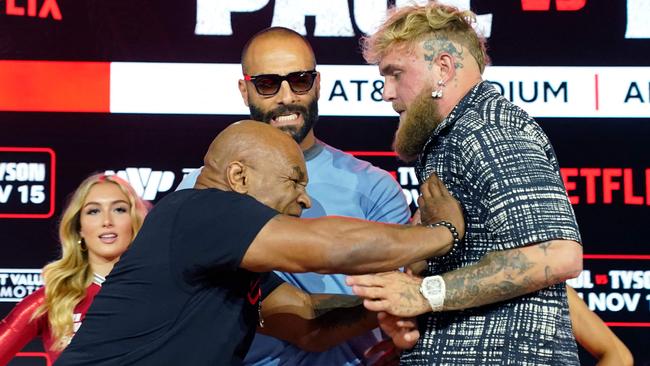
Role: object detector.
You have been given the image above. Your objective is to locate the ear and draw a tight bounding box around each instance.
[314,71,321,100]
[225,161,248,193]
[436,52,457,84]
[238,79,250,107]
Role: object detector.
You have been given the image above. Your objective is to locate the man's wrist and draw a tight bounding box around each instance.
[419,275,446,312]
[427,221,460,256]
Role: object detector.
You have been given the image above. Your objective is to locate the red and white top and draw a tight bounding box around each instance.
[0,273,105,365]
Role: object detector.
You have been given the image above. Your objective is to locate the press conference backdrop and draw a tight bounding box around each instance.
[1,1,649,364]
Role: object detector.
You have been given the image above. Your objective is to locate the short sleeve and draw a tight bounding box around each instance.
[172,190,278,275]
[260,272,285,300]
[365,170,411,225]
[464,127,581,250]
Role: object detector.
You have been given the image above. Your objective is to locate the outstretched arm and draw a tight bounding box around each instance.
[567,286,633,366]
[347,240,582,316]
[258,283,375,352]
[260,283,418,353]
[241,173,464,274]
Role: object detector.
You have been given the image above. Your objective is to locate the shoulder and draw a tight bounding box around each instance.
[317,142,396,183]
[456,91,544,142]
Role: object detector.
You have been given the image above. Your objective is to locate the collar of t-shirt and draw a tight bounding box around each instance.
[303,139,325,161]
[93,273,106,286]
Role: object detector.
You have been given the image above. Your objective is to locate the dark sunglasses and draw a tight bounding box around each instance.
[244,70,317,96]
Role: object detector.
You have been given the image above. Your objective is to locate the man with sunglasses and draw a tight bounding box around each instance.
[177,27,411,365]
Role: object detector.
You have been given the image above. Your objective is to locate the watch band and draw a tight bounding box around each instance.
[419,275,446,312]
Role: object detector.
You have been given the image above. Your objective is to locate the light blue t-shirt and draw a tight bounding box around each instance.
[176,140,411,366]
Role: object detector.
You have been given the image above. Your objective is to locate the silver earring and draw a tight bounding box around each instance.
[431,80,445,99]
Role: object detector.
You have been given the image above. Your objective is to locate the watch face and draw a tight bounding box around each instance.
[420,276,445,311]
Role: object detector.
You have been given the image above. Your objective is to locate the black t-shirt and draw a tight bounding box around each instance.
[56,189,283,366]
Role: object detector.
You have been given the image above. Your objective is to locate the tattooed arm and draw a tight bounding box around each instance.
[346,240,582,316]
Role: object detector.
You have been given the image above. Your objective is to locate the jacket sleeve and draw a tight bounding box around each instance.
[0,288,46,365]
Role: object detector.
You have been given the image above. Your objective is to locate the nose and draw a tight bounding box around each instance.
[276,80,299,105]
[102,211,114,227]
[382,78,395,102]
[298,192,312,210]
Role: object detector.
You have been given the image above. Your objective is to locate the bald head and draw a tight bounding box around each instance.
[195,120,310,215]
[241,27,316,74]
[195,120,304,191]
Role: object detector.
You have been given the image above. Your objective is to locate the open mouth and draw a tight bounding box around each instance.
[99,233,118,244]
[271,112,301,126]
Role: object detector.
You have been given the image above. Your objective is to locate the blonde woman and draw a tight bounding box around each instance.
[0,174,148,365]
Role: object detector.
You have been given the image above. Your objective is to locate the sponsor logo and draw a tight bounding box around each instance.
[0,147,56,219]
[561,168,650,206]
[568,258,650,321]
[0,269,43,302]
[3,0,62,20]
[195,0,491,37]
[109,64,650,118]
[105,168,175,201]
[195,0,648,39]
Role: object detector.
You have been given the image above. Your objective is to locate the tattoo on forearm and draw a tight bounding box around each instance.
[442,247,540,309]
[538,241,552,255]
[422,35,465,70]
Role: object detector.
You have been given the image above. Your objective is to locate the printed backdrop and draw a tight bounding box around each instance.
[1,1,649,365]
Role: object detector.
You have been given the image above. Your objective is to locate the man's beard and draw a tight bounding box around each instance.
[249,99,319,144]
[393,88,443,162]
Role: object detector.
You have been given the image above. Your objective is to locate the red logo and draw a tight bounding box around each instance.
[5,0,62,20]
[247,277,261,305]
[521,0,586,11]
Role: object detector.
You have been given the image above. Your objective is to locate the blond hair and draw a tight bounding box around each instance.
[34,173,148,350]
[363,2,489,73]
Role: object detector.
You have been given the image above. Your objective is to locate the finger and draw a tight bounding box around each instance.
[434,174,451,197]
[352,286,389,300]
[396,319,417,328]
[416,195,425,209]
[422,173,442,198]
[419,177,433,200]
[410,209,421,225]
[363,299,391,312]
[403,329,420,342]
[346,274,385,287]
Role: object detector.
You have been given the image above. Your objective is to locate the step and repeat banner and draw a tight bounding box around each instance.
[1,0,649,364]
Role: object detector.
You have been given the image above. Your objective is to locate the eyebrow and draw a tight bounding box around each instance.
[82,200,130,208]
[291,166,306,182]
[379,64,398,77]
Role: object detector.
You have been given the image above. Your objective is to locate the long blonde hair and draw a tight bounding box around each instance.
[34,173,148,350]
[362,1,490,73]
